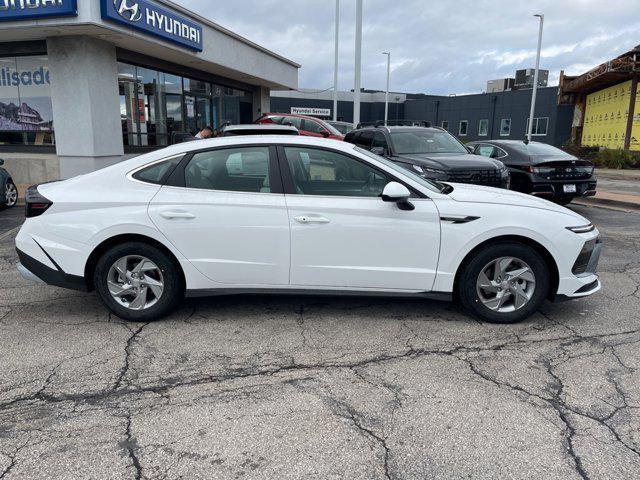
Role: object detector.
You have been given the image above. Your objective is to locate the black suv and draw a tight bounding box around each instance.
[345,126,509,188]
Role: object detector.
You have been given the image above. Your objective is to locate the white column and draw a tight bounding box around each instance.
[253,86,271,120]
[47,36,124,179]
[353,0,363,126]
[332,0,339,121]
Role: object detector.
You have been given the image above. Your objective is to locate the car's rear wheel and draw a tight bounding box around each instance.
[554,197,573,206]
[5,181,17,208]
[94,242,184,321]
[458,242,549,323]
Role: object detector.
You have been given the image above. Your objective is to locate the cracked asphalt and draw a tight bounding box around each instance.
[0,204,639,479]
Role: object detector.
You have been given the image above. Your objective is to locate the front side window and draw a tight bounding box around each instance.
[303,119,325,134]
[284,147,390,197]
[478,119,488,136]
[500,118,511,136]
[459,120,468,136]
[389,129,467,155]
[185,147,271,193]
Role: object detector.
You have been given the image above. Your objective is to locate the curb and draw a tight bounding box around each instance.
[573,197,640,212]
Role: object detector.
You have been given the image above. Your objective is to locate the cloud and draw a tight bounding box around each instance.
[178,0,640,95]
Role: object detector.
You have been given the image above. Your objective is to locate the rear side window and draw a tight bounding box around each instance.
[303,119,325,134]
[184,147,272,193]
[132,156,182,185]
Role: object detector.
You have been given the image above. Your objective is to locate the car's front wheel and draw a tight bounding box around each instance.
[94,242,184,321]
[458,242,550,323]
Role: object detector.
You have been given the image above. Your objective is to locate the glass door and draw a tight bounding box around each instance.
[184,94,212,134]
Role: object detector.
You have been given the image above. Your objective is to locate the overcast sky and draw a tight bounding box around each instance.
[177,0,640,95]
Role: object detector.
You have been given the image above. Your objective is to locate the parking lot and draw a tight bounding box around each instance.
[0,204,639,479]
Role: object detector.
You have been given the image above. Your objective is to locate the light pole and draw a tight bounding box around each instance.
[353,0,362,127]
[527,13,544,143]
[382,51,390,125]
[332,0,339,121]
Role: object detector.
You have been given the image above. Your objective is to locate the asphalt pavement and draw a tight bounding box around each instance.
[0,204,639,479]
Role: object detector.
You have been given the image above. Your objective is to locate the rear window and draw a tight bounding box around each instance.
[132,156,182,184]
[510,142,574,158]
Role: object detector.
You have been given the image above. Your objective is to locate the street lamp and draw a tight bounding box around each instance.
[382,51,390,126]
[353,0,363,127]
[332,0,339,122]
[526,13,544,143]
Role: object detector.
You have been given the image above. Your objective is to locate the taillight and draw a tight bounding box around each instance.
[25,185,52,218]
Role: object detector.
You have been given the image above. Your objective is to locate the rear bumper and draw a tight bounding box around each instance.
[522,175,597,199]
[16,248,88,292]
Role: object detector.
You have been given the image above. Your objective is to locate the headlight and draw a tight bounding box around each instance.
[566,224,595,234]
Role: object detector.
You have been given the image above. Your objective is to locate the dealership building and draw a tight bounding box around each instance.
[0,0,298,191]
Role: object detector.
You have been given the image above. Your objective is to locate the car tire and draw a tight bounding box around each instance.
[554,198,573,206]
[93,242,184,321]
[4,181,17,208]
[458,242,550,324]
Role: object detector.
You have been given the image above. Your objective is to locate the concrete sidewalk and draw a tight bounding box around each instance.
[575,168,640,210]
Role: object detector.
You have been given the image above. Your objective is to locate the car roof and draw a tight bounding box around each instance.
[222,124,298,132]
[353,126,441,134]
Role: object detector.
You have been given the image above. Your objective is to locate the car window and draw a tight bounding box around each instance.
[283,147,391,197]
[283,116,303,129]
[353,130,374,149]
[372,131,388,149]
[476,145,494,157]
[185,147,271,193]
[267,116,285,124]
[132,156,182,184]
[303,119,325,134]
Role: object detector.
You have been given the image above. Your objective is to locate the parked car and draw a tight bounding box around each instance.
[327,121,355,135]
[344,126,510,188]
[16,136,601,324]
[467,140,597,205]
[0,159,18,208]
[256,113,344,140]
[217,124,299,136]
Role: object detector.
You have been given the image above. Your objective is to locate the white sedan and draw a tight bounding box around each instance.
[16,136,602,323]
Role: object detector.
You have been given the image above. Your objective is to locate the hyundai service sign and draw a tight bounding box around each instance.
[0,0,78,22]
[101,0,203,51]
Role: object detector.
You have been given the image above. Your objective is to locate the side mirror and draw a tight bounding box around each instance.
[0,159,4,166]
[381,182,414,211]
[321,130,330,138]
[466,145,475,154]
[371,146,387,156]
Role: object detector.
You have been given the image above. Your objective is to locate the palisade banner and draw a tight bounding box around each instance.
[582,80,640,151]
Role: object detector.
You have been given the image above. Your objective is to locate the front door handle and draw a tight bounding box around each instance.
[294,215,330,224]
[159,210,196,220]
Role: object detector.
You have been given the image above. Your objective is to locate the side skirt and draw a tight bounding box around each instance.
[186,287,452,302]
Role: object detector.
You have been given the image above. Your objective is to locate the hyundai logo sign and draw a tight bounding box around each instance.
[114,0,142,22]
[0,0,78,22]
[101,0,203,52]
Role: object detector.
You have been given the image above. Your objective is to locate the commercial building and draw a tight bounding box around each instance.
[271,86,572,146]
[0,0,299,192]
[559,44,640,151]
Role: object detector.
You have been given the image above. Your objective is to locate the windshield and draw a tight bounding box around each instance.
[390,129,468,155]
[509,142,574,158]
[354,146,444,194]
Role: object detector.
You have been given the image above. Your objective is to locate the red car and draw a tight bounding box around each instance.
[255,113,344,140]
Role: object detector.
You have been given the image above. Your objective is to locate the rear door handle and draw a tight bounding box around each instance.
[160,210,196,219]
[294,215,330,224]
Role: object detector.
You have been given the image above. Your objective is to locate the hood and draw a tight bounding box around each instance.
[393,153,503,170]
[445,182,589,220]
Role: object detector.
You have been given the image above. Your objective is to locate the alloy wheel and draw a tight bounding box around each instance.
[476,256,536,312]
[5,183,17,207]
[107,255,164,311]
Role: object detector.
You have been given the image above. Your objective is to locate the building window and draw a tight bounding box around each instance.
[441,120,449,130]
[526,117,549,136]
[500,118,511,136]
[0,55,54,146]
[117,62,253,149]
[478,119,488,136]
[459,120,468,136]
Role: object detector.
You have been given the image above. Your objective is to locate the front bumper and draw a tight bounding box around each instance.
[555,237,603,300]
[16,248,88,291]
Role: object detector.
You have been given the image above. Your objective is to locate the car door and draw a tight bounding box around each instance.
[279,145,441,291]
[148,145,290,286]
